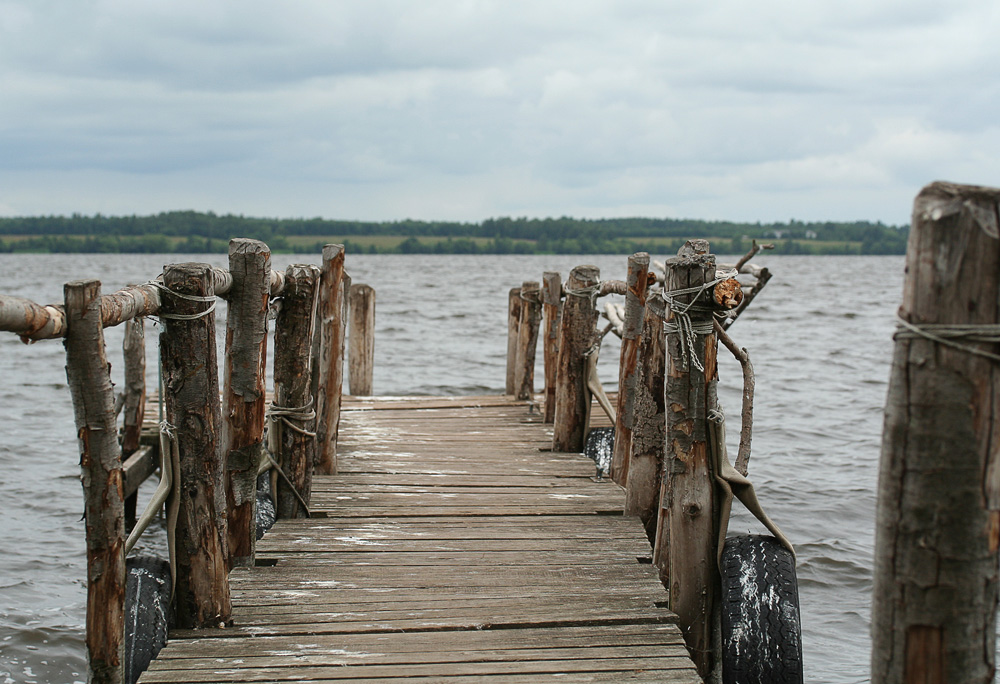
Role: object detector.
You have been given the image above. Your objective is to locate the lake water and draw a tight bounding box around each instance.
[0,252,905,683]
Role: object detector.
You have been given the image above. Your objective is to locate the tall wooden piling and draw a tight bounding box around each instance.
[221,238,271,568]
[623,292,666,537]
[505,287,522,395]
[64,280,125,684]
[541,272,562,423]
[514,281,542,401]
[655,245,720,678]
[348,283,375,396]
[872,182,1000,683]
[611,253,650,485]
[273,264,320,519]
[121,315,145,529]
[160,263,231,629]
[552,265,600,452]
[315,244,346,475]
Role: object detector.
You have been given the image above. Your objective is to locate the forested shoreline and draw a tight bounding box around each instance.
[0,211,909,255]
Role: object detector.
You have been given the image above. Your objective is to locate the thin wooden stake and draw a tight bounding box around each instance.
[221,238,270,568]
[273,264,320,519]
[160,262,231,629]
[552,265,600,452]
[623,292,666,538]
[872,181,1000,683]
[64,279,125,684]
[315,244,346,475]
[513,281,542,401]
[611,252,651,486]
[348,283,375,395]
[121,315,145,530]
[505,287,522,395]
[541,272,562,423]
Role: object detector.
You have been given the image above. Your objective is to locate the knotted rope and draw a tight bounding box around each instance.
[894,316,1000,364]
[147,281,217,321]
[264,398,317,516]
[660,272,735,372]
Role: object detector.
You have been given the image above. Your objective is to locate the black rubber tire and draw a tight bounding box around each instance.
[583,427,614,475]
[720,534,803,684]
[256,471,276,540]
[124,555,171,684]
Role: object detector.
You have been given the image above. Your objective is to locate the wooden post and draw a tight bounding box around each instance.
[315,244,346,475]
[552,265,600,452]
[541,272,562,423]
[348,283,375,395]
[505,287,522,395]
[64,280,125,684]
[121,315,145,530]
[221,238,270,568]
[513,281,542,401]
[872,182,1000,683]
[611,253,651,485]
[654,244,719,678]
[273,264,320,518]
[160,262,231,629]
[623,292,666,538]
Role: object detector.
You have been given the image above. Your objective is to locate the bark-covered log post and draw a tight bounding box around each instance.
[541,272,562,423]
[273,264,320,519]
[611,253,651,486]
[872,182,1000,684]
[315,244,346,475]
[552,265,600,452]
[513,281,542,401]
[348,283,375,395]
[505,287,522,395]
[121,315,145,530]
[65,280,125,684]
[221,238,271,568]
[654,242,720,678]
[160,263,231,629]
[623,291,666,538]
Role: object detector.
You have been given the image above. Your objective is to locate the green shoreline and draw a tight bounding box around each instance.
[0,211,908,255]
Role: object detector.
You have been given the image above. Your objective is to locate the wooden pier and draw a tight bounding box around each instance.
[139,395,699,683]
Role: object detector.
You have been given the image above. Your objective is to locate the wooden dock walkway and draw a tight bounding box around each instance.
[139,395,700,683]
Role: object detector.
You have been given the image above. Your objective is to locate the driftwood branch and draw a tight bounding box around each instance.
[714,320,754,476]
[734,240,775,272]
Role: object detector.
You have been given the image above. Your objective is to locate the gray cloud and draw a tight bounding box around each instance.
[1,0,998,222]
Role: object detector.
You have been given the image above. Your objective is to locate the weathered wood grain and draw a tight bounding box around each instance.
[139,396,698,683]
[221,238,270,568]
[121,315,145,529]
[315,244,346,475]
[872,181,1000,684]
[64,279,126,684]
[506,287,522,395]
[611,253,650,486]
[347,283,375,395]
[552,265,600,452]
[160,263,231,629]
[514,281,542,400]
[541,272,562,423]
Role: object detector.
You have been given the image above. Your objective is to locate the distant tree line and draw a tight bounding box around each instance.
[0,211,909,255]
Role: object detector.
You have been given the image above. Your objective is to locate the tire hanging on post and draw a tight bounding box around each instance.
[720,534,803,684]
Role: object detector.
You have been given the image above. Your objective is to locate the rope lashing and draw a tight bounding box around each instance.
[564,282,602,306]
[660,272,736,373]
[894,316,1000,364]
[147,281,217,321]
[264,398,317,517]
[518,287,542,303]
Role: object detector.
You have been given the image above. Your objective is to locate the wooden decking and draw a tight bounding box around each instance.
[139,395,700,683]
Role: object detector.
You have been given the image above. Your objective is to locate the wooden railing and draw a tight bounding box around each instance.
[504,241,769,677]
[0,239,375,684]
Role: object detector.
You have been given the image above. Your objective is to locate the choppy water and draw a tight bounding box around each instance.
[0,253,903,683]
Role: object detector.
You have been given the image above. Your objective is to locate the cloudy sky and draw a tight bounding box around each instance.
[1,1,998,225]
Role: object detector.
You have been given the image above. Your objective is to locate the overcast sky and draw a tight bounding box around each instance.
[2,1,998,225]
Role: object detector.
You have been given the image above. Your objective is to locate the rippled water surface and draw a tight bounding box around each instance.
[0,253,904,683]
